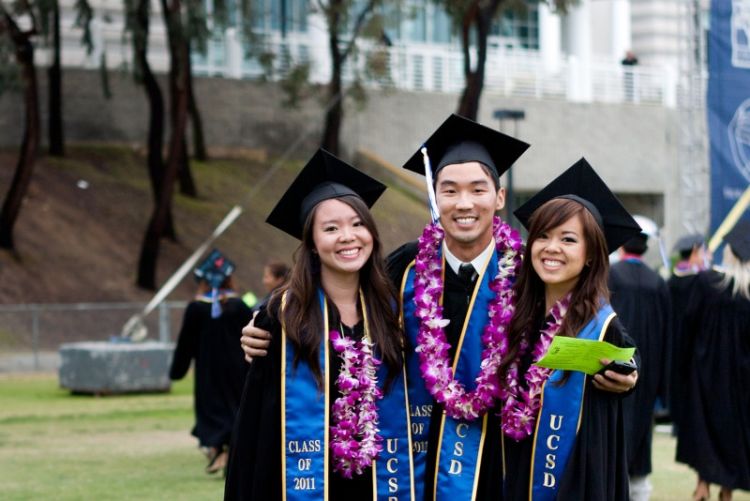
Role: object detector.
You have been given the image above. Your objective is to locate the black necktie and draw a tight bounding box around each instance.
[458,263,476,283]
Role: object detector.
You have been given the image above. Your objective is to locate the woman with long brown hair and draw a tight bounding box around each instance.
[224,150,414,500]
[499,158,640,500]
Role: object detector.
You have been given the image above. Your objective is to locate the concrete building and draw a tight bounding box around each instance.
[8,0,709,251]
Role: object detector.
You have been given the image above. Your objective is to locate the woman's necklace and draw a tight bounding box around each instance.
[329,296,383,478]
[499,295,570,440]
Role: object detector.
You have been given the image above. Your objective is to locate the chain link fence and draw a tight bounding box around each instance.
[0,302,188,372]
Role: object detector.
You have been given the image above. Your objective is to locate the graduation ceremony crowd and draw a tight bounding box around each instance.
[170,114,750,500]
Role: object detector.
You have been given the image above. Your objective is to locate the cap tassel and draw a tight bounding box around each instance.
[210,287,222,318]
[421,146,440,223]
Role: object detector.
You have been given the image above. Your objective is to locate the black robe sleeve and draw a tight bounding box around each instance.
[169,301,202,380]
[225,304,283,500]
[386,241,418,289]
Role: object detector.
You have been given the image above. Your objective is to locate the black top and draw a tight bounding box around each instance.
[608,259,671,476]
[675,270,750,490]
[170,297,253,448]
[666,271,699,430]
[387,242,635,500]
[224,299,373,500]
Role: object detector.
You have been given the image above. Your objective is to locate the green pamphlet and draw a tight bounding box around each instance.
[534,337,635,375]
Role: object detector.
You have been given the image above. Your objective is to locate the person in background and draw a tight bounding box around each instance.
[259,260,289,307]
[675,221,750,501]
[169,249,253,475]
[667,233,707,434]
[609,232,672,500]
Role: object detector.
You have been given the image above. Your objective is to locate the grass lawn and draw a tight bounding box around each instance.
[0,373,748,500]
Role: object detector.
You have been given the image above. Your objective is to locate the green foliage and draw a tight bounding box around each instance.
[279,62,311,107]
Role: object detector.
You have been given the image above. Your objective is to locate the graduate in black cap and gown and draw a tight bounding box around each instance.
[388,116,638,500]
[608,231,672,500]
[503,158,642,500]
[170,250,254,474]
[675,220,750,501]
[224,150,414,500]
[666,233,707,432]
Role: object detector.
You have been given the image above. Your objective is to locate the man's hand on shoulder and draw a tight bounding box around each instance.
[241,312,272,363]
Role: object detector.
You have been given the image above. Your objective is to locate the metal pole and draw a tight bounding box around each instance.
[159,303,171,343]
[32,309,40,370]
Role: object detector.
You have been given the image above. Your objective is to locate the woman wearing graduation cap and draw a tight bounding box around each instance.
[499,158,641,500]
[675,220,750,501]
[224,150,414,500]
[170,250,254,474]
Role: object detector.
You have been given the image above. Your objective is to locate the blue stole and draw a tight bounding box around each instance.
[529,304,617,501]
[281,290,415,500]
[401,248,499,501]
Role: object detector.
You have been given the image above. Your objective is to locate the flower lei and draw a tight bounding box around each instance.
[412,216,523,421]
[499,295,570,440]
[329,329,384,478]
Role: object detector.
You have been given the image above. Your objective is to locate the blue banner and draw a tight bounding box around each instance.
[708,0,750,235]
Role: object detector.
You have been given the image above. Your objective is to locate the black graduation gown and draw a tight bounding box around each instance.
[675,270,750,490]
[502,316,634,501]
[169,297,253,449]
[666,270,700,431]
[224,301,374,500]
[387,241,506,500]
[388,241,634,500]
[608,259,671,477]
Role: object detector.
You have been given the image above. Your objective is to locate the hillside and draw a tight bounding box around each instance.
[0,144,430,305]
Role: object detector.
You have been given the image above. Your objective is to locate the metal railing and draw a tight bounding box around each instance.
[0,301,188,372]
[191,35,678,107]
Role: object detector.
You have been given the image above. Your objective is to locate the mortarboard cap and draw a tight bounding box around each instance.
[266,149,387,240]
[724,219,750,261]
[672,233,705,254]
[513,158,642,253]
[194,249,235,289]
[402,114,529,181]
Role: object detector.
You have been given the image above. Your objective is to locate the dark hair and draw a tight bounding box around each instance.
[499,198,610,385]
[435,162,501,191]
[622,234,648,255]
[268,195,403,388]
[265,260,290,281]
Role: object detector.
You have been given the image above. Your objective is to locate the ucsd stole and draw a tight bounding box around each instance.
[528,304,616,501]
[281,290,415,500]
[401,249,498,500]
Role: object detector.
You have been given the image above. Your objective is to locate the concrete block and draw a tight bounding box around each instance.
[58,341,174,394]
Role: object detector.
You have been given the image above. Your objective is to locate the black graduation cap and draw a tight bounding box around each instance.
[513,158,642,253]
[402,114,530,180]
[194,249,235,288]
[724,219,750,262]
[672,233,705,254]
[266,149,387,240]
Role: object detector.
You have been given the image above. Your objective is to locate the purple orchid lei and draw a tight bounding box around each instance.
[499,295,570,440]
[329,329,384,478]
[413,216,523,421]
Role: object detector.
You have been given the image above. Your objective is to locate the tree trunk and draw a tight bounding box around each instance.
[0,17,40,250]
[186,44,207,161]
[455,2,498,121]
[137,0,189,289]
[178,137,197,196]
[48,0,64,156]
[321,10,343,155]
[134,0,175,240]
